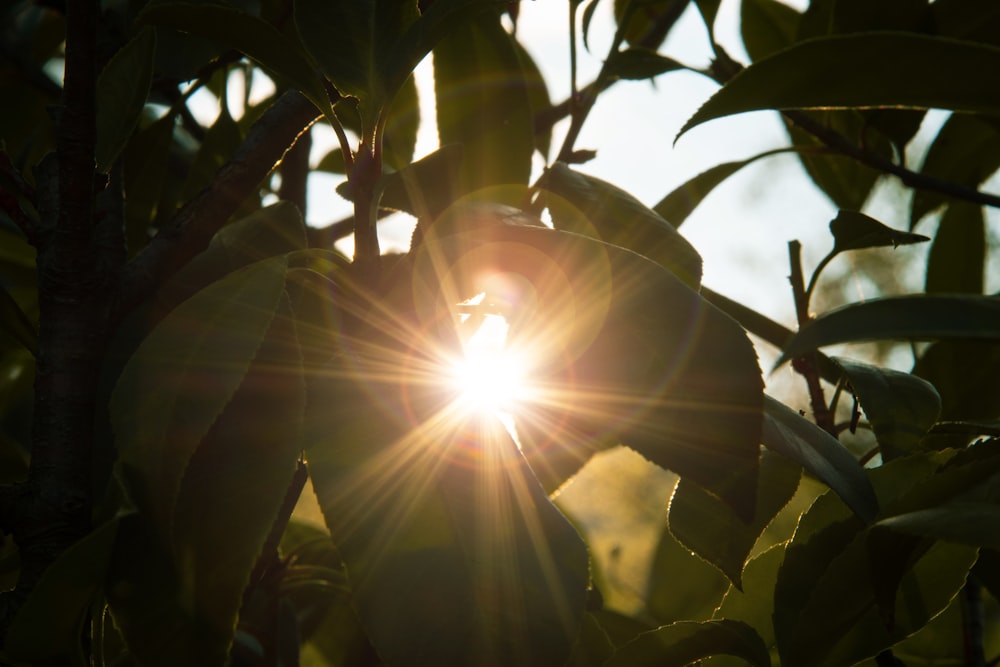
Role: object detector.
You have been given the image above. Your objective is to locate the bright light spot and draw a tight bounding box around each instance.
[448,310,531,417]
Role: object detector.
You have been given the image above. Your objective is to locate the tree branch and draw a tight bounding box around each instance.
[1,0,103,639]
[788,241,835,435]
[113,90,320,322]
[782,109,1000,210]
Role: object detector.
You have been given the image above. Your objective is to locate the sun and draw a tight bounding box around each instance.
[447,303,532,417]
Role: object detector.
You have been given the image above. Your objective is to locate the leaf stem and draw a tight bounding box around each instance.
[788,240,835,435]
[803,248,837,315]
[556,0,689,163]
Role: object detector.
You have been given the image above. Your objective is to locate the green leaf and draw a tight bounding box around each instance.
[668,450,800,588]
[925,202,986,294]
[384,0,503,103]
[603,47,686,81]
[606,619,771,667]
[95,27,156,172]
[158,201,307,311]
[761,396,878,523]
[783,111,885,210]
[581,0,602,52]
[379,143,464,220]
[711,542,787,662]
[911,113,1000,226]
[434,10,535,199]
[777,295,1000,365]
[779,530,976,666]
[773,451,988,666]
[693,0,723,43]
[111,258,289,539]
[168,295,305,663]
[875,503,1000,549]
[644,517,731,625]
[414,219,763,518]
[565,613,616,667]
[513,37,553,159]
[542,162,703,287]
[797,0,928,39]
[382,73,420,170]
[829,210,929,252]
[612,0,681,49]
[914,340,1000,422]
[304,364,589,666]
[679,33,1000,138]
[832,357,941,459]
[294,0,418,127]
[740,0,800,61]
[4,519,119,665]
[138,3,330,120]
[652,147,795,227]
[0,283,36,355]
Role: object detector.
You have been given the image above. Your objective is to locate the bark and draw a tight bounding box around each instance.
[0,0,105,637]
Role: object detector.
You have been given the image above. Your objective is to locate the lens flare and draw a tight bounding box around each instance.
[448,311,532,417]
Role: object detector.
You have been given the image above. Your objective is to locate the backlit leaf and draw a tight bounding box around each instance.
[645,515,731,625]
[304,361,589,666]
[606,619,770,667]
[761,396,878,523]
[159,201,308,310]
[168,295,305,664]
[777,295,1000,365]
[710,542,787,664]
[434,10,535,199]
[378,143,464,220]
[832,357,941,459]
[111,258,289,540]
[679,33,1000,138]
[669,450,800,588]
[96,27,156,172]
[774,451,988,666]
[414,219,762,518]
[542,162,703,287]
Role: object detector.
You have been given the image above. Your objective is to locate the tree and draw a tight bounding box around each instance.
[0,0,998,664]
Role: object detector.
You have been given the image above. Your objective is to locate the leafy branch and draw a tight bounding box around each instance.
[114,90,320,321]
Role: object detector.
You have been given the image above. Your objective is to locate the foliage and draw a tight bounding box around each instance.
[0,0,999,665]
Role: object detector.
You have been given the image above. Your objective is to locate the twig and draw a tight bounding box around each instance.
[788,241,835,435]
[783,110,1000,211]
[278,126,311,216]
[554,0,691,163]
[113,90,320,322]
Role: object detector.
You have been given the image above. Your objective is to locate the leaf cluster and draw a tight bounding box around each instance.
[0,1,998,666]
